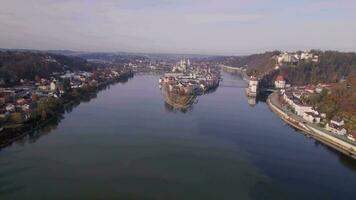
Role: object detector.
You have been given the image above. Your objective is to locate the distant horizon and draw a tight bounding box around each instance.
[1,47,356,57]
[1,0,356,55]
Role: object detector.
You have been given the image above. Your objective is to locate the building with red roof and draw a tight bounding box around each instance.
[275,75,286,89]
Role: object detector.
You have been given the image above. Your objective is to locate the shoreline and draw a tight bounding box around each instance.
[0,72,133,149]
[267,92,356,159]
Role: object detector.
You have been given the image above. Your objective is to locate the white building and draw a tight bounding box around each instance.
[274,75,286,89]
[330,117,344,127]
[248,76,258,95]
[277,52,298,64]
[326,117,347,135]
[303,112,321,123]
[282,90,319,117]
[5,104,15,112]
[347,132,356,141]
[50,80,57,91]
[301,52,313,60]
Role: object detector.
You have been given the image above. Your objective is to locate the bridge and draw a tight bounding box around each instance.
[219,80,247,88]
[220,65,243,73]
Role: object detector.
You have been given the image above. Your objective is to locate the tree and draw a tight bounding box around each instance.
[62,78,71,92]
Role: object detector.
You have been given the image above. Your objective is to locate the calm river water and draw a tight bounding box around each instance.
[0,72,355,199]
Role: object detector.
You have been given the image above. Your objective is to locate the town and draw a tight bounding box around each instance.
[276,79,355,141]
[259,73,356,156]
[159,59,220,96]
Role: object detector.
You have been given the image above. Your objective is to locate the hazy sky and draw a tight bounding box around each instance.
[0,0,355,55]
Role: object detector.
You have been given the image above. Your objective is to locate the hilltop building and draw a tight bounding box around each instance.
[276,51,319,65]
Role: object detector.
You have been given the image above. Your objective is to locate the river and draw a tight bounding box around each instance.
[0,72,355,199]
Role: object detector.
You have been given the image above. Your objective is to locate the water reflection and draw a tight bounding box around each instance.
[0,76,133,149]
[245,91,271,107]
[1,73,356,199]
[161,83,197,113]
[160,81,220,113]
[247,96,257,107]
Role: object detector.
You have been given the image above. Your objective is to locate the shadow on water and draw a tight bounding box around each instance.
[245,91,272,107]
[277,107,356,172]
[162,88,197,113]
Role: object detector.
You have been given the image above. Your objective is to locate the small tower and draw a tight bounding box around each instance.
[249,76,258,94]
[246,70,258,97]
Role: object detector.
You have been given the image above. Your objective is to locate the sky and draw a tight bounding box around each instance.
[0,0,356,55]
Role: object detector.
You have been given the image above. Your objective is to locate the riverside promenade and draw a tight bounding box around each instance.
[267,92,356,159]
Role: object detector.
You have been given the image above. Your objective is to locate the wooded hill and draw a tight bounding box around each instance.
[222,51,356,86]
[0,51,95,85]
[220,50,356,131]
[305,75,356,131]
[221,51,279,77]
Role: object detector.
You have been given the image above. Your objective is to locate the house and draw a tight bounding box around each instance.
[320,113,327,118]
[347,131,356,142]
[293,101,314,116]
[282,89,318,117]
[16,98,28,105]
[303,112,321,123]
[5,104,15,112]
[292,90,303,99]
[50,80,58,91]
[330,116,344,127]
[301,52,313,60]
[312,55,319,63]
[275,75,286,89]
[326,117,347,135]
[21,104,31,112]
[277,52,298,64]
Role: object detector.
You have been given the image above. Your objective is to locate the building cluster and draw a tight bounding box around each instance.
[172,59,191,73]
[159,60,220,95]
[280,85,353,142]
[276,51,319,67]
[0,68,128,130]
[129,58,182,73]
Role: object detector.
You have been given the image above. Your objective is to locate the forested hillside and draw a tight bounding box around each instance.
[221,50,356,130]
[221,51,279,77]
[222,51,356,86]
[0,51,95,85]
[305,75,356,131]
[277,51,356,85]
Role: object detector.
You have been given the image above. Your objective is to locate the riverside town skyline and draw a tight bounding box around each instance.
[0,1,355,200]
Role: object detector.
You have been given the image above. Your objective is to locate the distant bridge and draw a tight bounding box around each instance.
[220,65,243,72]
[219,80,247,88]
[219,84,246,88]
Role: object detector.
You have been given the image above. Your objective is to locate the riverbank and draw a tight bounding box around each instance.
[267,92,356,159]
[0,71,134,148]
